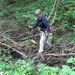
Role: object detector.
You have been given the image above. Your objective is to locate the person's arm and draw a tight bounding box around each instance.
[32,19,38,29]
[43,17,50,32]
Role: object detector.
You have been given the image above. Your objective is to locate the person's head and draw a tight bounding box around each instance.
[35,9,42,18]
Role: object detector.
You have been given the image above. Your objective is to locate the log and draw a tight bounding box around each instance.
[45,53,75,57]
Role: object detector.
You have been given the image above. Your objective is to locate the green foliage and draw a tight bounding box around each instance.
[0,51,75,75]
[59,57,75,75]
[0,49,12,63]
[52,0,75,43]
[55,0,75,32]
[31,44,37,49]
[38,63,59,75]
[66,57,75,65]
[12,0,54,25]
[20,40,31,45]
[0,58,35,75]
[0,0,75,44]
[0,0,75,74]
[0,0,55,25]
[70,33,75,41]
[59,65,75,75]
[13,59,35,75]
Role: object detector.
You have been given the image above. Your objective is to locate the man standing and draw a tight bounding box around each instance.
[29,9,51,53]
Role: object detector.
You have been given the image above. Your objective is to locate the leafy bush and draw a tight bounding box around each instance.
[0,50,75,75]
[59,65,75,75]
[38,63,59,75]
[55,0,75,32]
[70,33,75,41]
[0,49,12,63]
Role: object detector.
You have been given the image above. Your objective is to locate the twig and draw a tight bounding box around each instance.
[1,34,23,46]
[9,31,30,39]
[18,34,40,41]
[17,32,30,38]
[39,53,45,60]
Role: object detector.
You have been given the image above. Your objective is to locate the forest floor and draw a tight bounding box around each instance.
[0,19,75,67]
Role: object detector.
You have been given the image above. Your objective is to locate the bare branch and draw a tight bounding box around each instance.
[47,0,57,20]
[45,53,75,57]
[50,12,56,26]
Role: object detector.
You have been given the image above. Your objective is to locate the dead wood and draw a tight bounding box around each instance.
[17,34,40,41]
[0,29,75,65]
[45,53,75,57]
[0,34,28,59]
[0,34,24,47]
[0,42,27,59]
[10,32,30,39]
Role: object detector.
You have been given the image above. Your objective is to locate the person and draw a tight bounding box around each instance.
[29,9,51,53]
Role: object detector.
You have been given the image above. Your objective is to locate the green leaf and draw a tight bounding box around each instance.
[66,57,75,65]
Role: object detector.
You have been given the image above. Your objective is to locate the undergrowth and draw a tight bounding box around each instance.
[0,0,55,25]
[0,1,75,75]
[0,49,75,75]
[0,0,75,44]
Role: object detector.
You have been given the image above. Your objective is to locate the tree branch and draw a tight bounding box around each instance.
[45,53,75,57]
[50,12,56,26]
[47,0,57,20]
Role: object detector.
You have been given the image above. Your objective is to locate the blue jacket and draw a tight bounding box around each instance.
[32,16,50,32]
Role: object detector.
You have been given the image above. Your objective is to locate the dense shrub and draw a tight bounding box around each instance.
[0,49,75,75]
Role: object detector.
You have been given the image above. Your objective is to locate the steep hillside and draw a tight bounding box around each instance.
[0,0,75,44]
[0,0,75,75]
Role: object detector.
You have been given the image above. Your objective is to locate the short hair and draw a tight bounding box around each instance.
[35,9,42,15]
